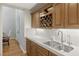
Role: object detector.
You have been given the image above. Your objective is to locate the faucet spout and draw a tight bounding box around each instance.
[58,31,64,50]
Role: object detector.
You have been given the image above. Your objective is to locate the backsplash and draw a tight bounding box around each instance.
[25,28,79,47]
[59,29,79,47]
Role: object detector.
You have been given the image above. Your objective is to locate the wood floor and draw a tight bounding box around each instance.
[3,39,26,56]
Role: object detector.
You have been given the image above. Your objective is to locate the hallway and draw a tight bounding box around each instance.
[3,39,26,56]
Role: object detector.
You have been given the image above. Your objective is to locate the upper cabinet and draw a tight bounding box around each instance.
[31,12,40,28]
[31,4,53,28]
[39,4,53,28]
[31,3,79,28]
[65,3,79,28]
[78,4,79,26]
[53,4,65,28]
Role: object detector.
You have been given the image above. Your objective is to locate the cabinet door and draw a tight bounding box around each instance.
[32,12,40,28]
[78,3,79,27]
[48,51,57,56]
[26,39,31,56]
[37,45,49,56]
[53,4,65,28]
[65,3,79,28]
[30,41,37,56]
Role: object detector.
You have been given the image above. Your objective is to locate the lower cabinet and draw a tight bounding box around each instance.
[26,38,31,56]
[30,41,38,56]
[37,45,49,56]
[48,51,57,56]
[26,38,57,56]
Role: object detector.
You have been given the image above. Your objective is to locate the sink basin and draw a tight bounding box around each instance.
[63,45,73,52]
[44,41,62,50]
[44,41,74,53]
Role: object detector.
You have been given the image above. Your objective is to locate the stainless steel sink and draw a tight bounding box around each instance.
[44,41,62,50]
[44,41,74,53]
[63,45,73,52]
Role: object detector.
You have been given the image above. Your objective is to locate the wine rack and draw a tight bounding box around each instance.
[40,13,52,28]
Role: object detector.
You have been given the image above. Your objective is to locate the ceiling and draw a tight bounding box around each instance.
[3,3,37,10]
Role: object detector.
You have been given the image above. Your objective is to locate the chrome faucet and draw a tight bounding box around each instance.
[58,31,64,50]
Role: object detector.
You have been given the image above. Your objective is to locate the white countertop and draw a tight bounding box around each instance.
[26,35,79,56]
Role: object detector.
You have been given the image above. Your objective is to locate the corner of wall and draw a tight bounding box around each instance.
[19,44,26,54]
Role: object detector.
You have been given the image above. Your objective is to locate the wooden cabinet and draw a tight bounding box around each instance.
[26,38,57,56]
[53,4,65,28]
[78,4,79,25]
[48,51,57,56]
[30,41,37,56]
[65,3,79,28]
[53,3,79,28]
[31,3,65,28]
[31,4,53,28]
[32,12,40,28]
[37,45,49,56]
[31,3,79,28]
[26,38,37,56]
[26,38,31,56]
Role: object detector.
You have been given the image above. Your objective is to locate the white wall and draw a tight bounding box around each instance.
[16,9,26,53]
[25,9,31,28]
[2,5,27,53]
[16,9,31,53]
[2,6,16,39]
[24,9,31,37]
[59,29,79,47]
[0,5,2,56]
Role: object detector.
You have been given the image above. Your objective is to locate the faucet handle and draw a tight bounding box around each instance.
[63,39,66,42]
[67,35,72,46]
[67,41,72,46]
